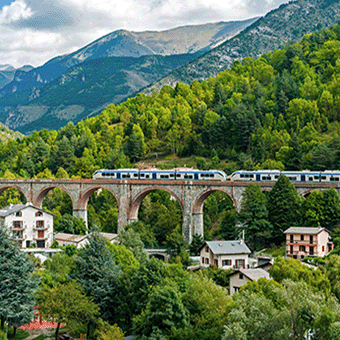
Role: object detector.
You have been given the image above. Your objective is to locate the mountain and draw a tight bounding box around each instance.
[0,19,257,98]
[144,0,340,94]
[0,64,33,89]
[1,53,199,134]
[0,19,258,134]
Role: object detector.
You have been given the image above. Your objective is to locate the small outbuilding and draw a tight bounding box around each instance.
[229,268,270,295]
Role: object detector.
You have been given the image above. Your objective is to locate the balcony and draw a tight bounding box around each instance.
[10,226,26,231]
[33,226,49,231]
[33,236,48,241]
[12,235,26,241]
[288,240,315,245]
[287,250,317,257]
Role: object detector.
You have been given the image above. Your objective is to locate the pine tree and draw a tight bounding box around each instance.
[267,175,299,241]
[0,224,40,334]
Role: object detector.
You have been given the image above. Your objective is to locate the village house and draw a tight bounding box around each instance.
[199,240,251,270]
[284,226,334,259]
[229,268,270,295]
[0,202,53,249]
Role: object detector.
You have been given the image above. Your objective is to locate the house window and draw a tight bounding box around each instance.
[37,230,44,238]
[290,235,293,243]
[15,211,22,217]
[214,259,218,266]
[35,211,43,217]
[205,258,209,265]
[37,240,45,248]
[301,235,304,241]
[239,274,244,280]
[299,246,305,252]
[205,246,209,253]
[222,259,232,266]
[201,257,205,264]
[234,287,240,293]
[322,246,325,252]
[309,246,314,255]
[235,259,244,269]
[310,236,313,244]
[13,221,23,229]
[290,245,294,254]
[36,220,44,229]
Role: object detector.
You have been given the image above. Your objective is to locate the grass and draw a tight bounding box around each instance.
[7,328,29,340]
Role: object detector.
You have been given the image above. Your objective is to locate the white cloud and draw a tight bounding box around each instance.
[0,0,290,68]
[0,0,34,24]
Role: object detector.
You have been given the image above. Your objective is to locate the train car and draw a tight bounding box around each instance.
[93,168,227,181]
[229,169,340,183]
[230,170,281,182]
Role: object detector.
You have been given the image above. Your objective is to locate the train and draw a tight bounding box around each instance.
[93,168,227,181]
[93,168,340,183]
[229,170,340,183]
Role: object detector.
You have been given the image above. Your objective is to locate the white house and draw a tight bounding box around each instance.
[199,240,251,270]
[229,268,270,295]
[0,202,54,249]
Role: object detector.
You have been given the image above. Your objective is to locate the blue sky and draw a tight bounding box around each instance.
[0,0,290,68]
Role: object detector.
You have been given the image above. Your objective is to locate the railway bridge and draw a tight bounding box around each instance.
[0,178,338,243]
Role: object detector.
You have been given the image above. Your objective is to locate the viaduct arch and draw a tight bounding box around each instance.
[0,178,339,243]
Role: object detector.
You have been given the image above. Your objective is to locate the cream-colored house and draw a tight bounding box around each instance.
[199,240,251,270]
[284,227,333,259]
[229,268,270,295]
[0,202,54,249]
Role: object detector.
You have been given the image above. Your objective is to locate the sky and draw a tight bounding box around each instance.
[0,0,290,69]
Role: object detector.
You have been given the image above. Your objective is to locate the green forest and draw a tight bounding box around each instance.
[2,223,340,340]
[3,19,340,340]
[2,23,340,246]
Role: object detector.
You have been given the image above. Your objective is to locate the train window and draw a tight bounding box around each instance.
[314,176,319,180]
[210,174,214,177]
[189,175,193,179]
[240,174,244,178]
[309,177,313,181]
[321,176,326,180]
[275,175,279,179]
[330,177,340,182]
[145,175,149,178]
[170,174,174,177]
[134,174,138,177]
[184,175,188,179]
[262,176,271,180]
[288,176,297,181]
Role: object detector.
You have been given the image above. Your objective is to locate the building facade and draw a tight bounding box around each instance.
[199,240,251,270]
[229,268,270,295]
[284,226,333,259]
[0,203,53,249]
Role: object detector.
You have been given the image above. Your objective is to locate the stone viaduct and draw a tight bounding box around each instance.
[0,178,339,243]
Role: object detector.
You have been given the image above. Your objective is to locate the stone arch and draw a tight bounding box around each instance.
[33,185,75,209]
[192,188,236,214]
[299,189,322,198]
[128,186,184,221]
[77,186,119,210]
[0,185,29,203]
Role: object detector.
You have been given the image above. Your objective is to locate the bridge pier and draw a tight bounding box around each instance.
[73,209,88,229]
[192,213,204,237]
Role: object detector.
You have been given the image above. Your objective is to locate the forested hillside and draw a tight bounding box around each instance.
[1,23,340,177]
[145,0,340,93]
[0,23,340,243]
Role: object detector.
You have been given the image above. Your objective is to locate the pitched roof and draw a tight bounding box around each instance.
[201,240,251,255]
[231,268,270,281]
[284,227,329,235]
[0,202,53,217]
[54,233,88,243]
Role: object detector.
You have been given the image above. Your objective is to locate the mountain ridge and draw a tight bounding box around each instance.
[143,0,340,94]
